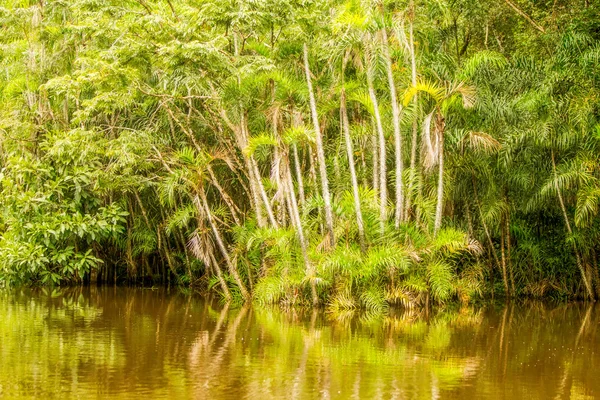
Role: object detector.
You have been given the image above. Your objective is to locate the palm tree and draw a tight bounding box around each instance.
[364,33,389,235]
[270,100,319,305]
[303,43,335,247]
[404,80,476,236]
[404,2,420,221]
[379,11,405,228]
[340,86,367,252]
[155,147,251,301]
[329,6,369,251]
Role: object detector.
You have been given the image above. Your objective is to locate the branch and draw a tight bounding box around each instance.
[165,0,179,21]
[161,100,202,153]
[138,84,212,100]
[504,0,546,33]
[134,0,152,15]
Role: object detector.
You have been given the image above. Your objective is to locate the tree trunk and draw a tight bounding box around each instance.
[341,89,366,252]
[198,190,250,301]
[292,143,305,206]
[207,164,242,225]
[381,26,405,227]
[134,190,178,279]
[251,156,278,228]
[359,138,368,187]
[405,17,419,220]
[591,248,600,298]
[176,228,193,285]
[372,132,379,193]
[209,252,232,301]
[433,116,444,236]
[472,175,505,291]
[551,150,594,299]
[304,43,334,246]
[269,102,287,229]
[505,210,515,295]
[366,47,387,234]
[291,109,306,207]
[239,133,266,228]
[229,34,272,229]
[500,219,510,295]
[241,115,279,228]
[283,153,318,305]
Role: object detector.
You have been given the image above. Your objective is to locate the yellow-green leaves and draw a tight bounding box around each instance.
[402,80,445,106]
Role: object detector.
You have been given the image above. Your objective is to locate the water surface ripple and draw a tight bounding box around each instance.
[0,288,597,399]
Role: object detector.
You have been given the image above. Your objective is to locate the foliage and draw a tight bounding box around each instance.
[0,0,599,306]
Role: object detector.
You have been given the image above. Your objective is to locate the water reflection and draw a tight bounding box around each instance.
[0,288,598,399]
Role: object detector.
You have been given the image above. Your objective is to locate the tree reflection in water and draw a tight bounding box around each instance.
[0,288,597,399]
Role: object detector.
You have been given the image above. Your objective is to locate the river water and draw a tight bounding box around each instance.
[0,287,597,399]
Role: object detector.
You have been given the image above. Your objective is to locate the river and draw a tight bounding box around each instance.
[0,288,597,399]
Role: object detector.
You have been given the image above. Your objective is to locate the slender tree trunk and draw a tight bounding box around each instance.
[126,200,137,280]
[291,109,306,207]
[465,202,474,236]
[341,89,366,252]
[209,252,232,301]
[133,190,177,279]
[269,102,287,229]
[551,150,594,299]
[372,132,379,193]
[251,156,278,228]
[240,136,266,227]
[591,248,600,298]
[157,204,178,279]
[381,26,405,227]
[197,191,250,301]
[500,219,509,295]
[304,43,334,246]
[176,228,193,284]
[247,159,267,226]
[283,153,318,305]
[503,0,546,33]
[433,117,444,236]
[472,175,504,290]
[359,138,368,187]
[505,210,515,295]
[207,165,242,225]
[366,48,388,234]
[405,16,419,219]
[274,147,287,227]
[241,116,279,228]
[308,146,317,190]
[292,143,305,206]
[90,267,98,286]
[230,34,272,228]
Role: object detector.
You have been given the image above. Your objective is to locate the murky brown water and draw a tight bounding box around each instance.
[0,288,598,399]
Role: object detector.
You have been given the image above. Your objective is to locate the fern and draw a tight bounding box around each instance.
[426,260,454,303]
[253,276,286,305]
[360,286,389,314]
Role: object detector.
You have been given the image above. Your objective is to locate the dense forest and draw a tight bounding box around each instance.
[0,0,599,308]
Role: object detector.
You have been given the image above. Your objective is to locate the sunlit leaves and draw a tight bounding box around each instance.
[459,51,508,80]
[402,79,444,106]
[426,260,454,302]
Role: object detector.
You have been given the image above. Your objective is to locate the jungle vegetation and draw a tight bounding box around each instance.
[0,0,599,309]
